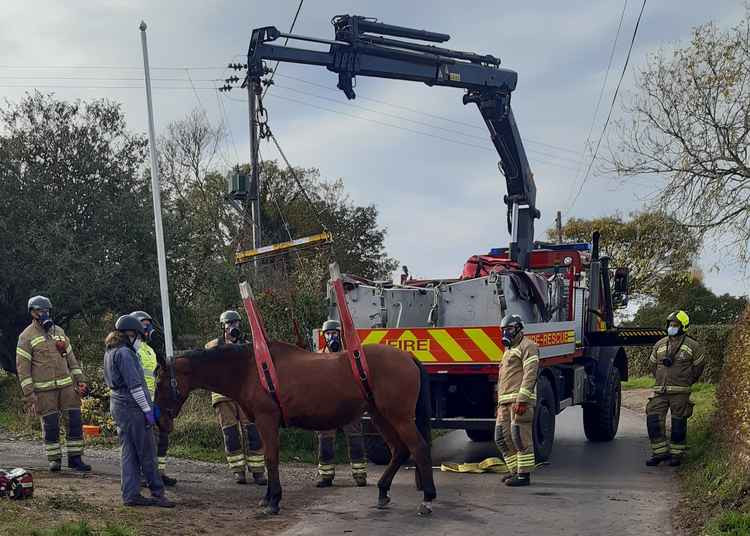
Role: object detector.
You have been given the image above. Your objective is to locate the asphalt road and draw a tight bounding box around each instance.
[279,406,677,536]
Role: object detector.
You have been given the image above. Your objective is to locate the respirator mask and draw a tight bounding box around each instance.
[38,311,53,331]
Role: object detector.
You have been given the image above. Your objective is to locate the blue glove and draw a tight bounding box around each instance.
[145,410,156,427]
[152,403,161,421]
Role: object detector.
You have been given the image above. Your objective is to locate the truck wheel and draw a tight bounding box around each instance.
[583,365,621,442]
[365,435,392,465]
[533,375,556,462]
[466,429,494,442]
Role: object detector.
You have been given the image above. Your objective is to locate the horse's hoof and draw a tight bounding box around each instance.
[258,498,269,508]
[377,496,391,509]
[417,502,433,516]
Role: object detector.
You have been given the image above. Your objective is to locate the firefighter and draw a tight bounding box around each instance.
[494,314,539,486]
[104,314,174,507]
[645,310,705,467]
[206,310,267,485]
[16,296,91,472]
[131,311,177,487]
[315,319,367,488]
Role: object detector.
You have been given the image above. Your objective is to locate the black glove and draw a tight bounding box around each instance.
[662,357,674,367]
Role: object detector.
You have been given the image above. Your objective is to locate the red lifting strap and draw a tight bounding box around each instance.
[239,281,288,424]
[329,263,375,404]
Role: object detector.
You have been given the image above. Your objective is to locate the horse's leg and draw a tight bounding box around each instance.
[254,412,282,515]
[371,412,409,509]
[392,418,437,516]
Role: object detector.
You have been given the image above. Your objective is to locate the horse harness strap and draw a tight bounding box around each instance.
[240,283,289,425]
[330,272,375,404]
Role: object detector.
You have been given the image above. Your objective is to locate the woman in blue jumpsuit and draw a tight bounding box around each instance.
[104,314,175,508]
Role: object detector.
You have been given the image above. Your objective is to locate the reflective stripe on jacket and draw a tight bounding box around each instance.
[498,336,539,405]
[650,335,704,394]
[16,323,84,396]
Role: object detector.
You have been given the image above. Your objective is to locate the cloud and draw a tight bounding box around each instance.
[1,0,747,297]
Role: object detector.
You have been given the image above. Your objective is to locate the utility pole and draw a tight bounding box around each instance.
[139,21,174,361]
[556,211,563,244]
[247,79,261,272]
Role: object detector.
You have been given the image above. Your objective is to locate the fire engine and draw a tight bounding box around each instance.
[244,14,664,463]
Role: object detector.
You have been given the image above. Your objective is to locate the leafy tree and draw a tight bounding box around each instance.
[632,273,748,327]
[548,211,701,299]
[610,9,750,263]
[0,93,154,372]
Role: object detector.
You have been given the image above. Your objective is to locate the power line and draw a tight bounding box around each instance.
[272,72,581,157]
[262,0,305,99]
[568,0,647,213]
[0,84,218,90]
[271,83,583,166]
[223,91,581,173]
[0,65,224,70]
[0,76,222,82]
[565,0,629,209]
[215,86,241,165]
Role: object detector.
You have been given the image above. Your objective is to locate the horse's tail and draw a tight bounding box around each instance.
[413,358,432,448]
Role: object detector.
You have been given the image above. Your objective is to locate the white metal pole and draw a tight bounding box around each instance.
[139,21,174,361]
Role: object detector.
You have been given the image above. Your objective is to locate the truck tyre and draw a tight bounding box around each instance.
[533,375,555,462]
[365,435,391,465]
[466,429,494,442]
[583,364,621,442]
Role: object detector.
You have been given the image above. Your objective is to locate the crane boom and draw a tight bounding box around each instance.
[247,14,540,267]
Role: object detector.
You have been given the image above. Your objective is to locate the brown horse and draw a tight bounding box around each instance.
[154,340,436,515]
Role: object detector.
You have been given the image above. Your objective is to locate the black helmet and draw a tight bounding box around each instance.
[500,314,524,330]
[28,295,52,311]
[219,310,241,324]
[115,314,145,335]
[130,310,153,322]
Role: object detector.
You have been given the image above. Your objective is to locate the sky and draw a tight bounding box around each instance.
[1,0,748,297]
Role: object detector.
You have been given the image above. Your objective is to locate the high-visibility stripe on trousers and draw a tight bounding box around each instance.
[495,404,536,474]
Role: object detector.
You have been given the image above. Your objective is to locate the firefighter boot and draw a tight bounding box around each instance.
[68,455,92,472]
[234,471,247,484]
[160,473,177,487]
[505,473,531,487]
[252,471,268,486]
[49,460,61,472]
[645,454,671,467]
[316,476,333,488]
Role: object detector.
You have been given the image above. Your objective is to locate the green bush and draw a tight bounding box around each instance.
[627,324,731,383]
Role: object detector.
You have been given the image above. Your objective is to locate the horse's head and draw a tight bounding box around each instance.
[154,357,189,434]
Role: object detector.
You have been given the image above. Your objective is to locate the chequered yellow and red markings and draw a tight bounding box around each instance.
[335,327,578,364]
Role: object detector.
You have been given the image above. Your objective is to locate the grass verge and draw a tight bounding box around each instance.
[622,376,655,390]
[675,383,750,535]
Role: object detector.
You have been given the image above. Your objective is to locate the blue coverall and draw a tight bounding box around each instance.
[104,341,165,504]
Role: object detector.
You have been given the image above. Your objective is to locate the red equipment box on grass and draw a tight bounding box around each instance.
[0,468,34,499]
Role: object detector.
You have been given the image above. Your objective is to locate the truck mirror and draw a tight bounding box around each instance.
[613,268,629,307]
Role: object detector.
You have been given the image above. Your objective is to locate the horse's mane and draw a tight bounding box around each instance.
[176,343,251,362]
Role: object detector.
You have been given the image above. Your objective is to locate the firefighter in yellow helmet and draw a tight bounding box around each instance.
[206,310,267,485]
[645,310,705,467]
[16,296,91,472]
[495,314,539,486]
[315,319,367,487]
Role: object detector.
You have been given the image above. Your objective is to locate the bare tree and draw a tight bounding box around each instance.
[610,9,750,262]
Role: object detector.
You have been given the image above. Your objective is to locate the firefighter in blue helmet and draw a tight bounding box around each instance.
[103,315,175,508]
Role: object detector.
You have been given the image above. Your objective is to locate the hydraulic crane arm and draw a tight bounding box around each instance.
[247,14,540,267]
